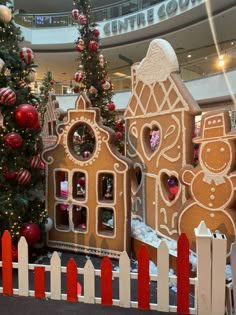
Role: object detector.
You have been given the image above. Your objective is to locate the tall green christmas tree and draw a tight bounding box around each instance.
[0,1,47,244]
[39,70,55,127]
[72,0,125,154]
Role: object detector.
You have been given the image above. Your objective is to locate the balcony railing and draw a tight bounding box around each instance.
[14,0,166,28]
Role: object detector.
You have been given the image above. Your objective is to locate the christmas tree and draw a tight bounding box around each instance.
[39,70,55,127]
[0,1,47,245]
[72,0,125,154]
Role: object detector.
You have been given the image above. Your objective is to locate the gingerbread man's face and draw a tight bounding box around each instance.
[200,140,232,174]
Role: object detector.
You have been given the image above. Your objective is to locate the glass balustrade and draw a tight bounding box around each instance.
[14,0,166,27]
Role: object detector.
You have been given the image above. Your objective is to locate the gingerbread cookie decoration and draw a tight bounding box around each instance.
[178,110,236,254]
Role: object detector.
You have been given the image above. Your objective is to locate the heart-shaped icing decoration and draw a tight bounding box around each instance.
[141,122,161,161]
[131,164,143,194]
[159,171,180,205]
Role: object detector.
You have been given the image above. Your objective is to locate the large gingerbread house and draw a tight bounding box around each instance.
[124,39,201,240]
[42,93,132,257]
[42,39,236,257]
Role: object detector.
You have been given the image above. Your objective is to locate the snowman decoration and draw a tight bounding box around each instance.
[178,111,236,254]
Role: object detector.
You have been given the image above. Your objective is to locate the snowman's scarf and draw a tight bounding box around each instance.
[202,172,226,185]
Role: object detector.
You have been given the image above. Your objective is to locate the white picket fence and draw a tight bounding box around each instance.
[0,221,234,314]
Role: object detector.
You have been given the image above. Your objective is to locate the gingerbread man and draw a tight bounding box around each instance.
[178,111,236,254]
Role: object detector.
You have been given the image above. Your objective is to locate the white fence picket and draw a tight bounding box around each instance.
[84,259,95,304]
[50,252,61,300]
[211,233,227,315]
[230,242,236,315]
[18,236,29,296]
[195,221,212,315]
[157,241,169,312]
[119,251,131,308]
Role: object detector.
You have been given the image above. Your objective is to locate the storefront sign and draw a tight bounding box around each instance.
[103,0,202,36]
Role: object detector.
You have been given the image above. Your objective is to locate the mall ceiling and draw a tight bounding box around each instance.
[13,0,236,83]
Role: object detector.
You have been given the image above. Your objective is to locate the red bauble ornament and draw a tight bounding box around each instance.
[16,169,31,185]
[72,9,80,21]
[78,14,87,25]
[18,81,28,89]
[75,71,84,83]
[3,168,16,180]
[15,104,39,129]
[83,150,91,158]
[107,101,115,111]
[116,120,124,131]
[19,47,34,64]
[115,131,122,140]
[93,29,100,37]
[30,156,41,168]
[76,39,85,52]
[88,41,99,52]
[19,222,41,246]
[170,185,179,195]
[4,132,22,149]
[78,176,85,187]
[101,80,111,90]
[0,87,16,105]
[50,80,55,85]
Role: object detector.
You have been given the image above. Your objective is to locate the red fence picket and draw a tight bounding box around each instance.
[34,266,45,298]
[177,233,190,314]
[138,244,150,310]
[66,258,78,302]
[2,230,13,295]
[101,256,112,305]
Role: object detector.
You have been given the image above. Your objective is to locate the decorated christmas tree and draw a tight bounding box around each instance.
[39,70,55,127]
[0,1,47,246]
[72,0,125,154]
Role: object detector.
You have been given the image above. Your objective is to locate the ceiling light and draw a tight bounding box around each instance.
[187,54,191,58]
[231,42,234,45]
[218,53,226,68]
[218,60,225,67]
[218,54,224,60]
[112,72,127,77]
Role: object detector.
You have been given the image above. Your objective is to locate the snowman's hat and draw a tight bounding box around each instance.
[193,111,236,143]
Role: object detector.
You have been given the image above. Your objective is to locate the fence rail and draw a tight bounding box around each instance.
[0,221,232,314]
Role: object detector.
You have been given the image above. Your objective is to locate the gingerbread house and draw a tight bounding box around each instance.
[124,39,201,240]
[42,93,132,257]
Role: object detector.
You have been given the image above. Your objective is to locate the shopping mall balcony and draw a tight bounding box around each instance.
[13,0,236,113]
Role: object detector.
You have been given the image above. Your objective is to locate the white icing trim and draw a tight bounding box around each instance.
[136,39,179,84]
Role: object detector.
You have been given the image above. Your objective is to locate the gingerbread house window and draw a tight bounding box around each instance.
[97,207,115,236]
[160,173,179,202]
[72,171,86,200]
[55,170,69,199]
[72,205,87,232]
[131,164,143,192]
[143,124,160,154]
[55,203,69,230]
[98,173,114,202]
[68,122,96,160]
